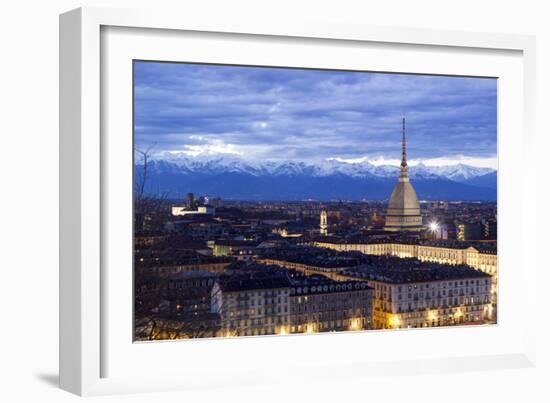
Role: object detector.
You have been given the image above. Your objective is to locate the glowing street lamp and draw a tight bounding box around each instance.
[428,220,441,239]
[223,330,236,338]
[276,326,289,336]
[389,314,401,329]
[453,308,463,322]
[427,310,438,322]
[348,318,362,331]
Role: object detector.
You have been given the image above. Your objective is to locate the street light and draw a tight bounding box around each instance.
[428,220,440,239]
[276,326,289,336]
[429,220,439,232]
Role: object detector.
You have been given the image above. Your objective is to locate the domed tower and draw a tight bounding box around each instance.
[384,118,424,232]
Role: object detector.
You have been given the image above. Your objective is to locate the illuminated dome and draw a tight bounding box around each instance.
[384,119,424,232]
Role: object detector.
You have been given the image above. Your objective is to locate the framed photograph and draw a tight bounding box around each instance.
[60,7,537,396]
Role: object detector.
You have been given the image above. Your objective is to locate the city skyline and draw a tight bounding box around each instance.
[133,61,498,341]
[134,61,497,169]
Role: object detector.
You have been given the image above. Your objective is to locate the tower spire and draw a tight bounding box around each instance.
[401,117,407,167]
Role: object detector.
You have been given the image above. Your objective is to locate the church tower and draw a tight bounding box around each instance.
[384,118,424,232]
[320,210,328,236]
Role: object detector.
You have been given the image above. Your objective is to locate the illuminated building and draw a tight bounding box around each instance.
[211,272,291,337]
[320,210,328,236]
[312,238,498,302]
[384,118,424,232]
[289,278,373,333]
[210,240,260,257]
[171,192,216,216]
[426,220,447,240]
[274,221,311,238]
[341,260,494,329]
[172,205,216,217]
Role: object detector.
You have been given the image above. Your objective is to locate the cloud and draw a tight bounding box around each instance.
[134,61,497,167]
[166,137,243,157]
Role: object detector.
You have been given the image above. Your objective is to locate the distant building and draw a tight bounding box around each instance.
[135,252,232,276]
[384,118,424,232]
[186,192,196,208]
[369,211,385,228]
[171,192,216,216]
[426,222,448,240]
[134,231,166,247]
[139,270,217,316]
[445,219,457,240]
[172,205,216,217]
[274,221,311,238]
[211,272,292,337]
[482,219,497,240]
[257,247,369,282]
[320,210,328,236]
[209,239,261,257]
[456,221,483,241]
[311,237,498,303]
[209,196,222,208]
[312,238,497,276]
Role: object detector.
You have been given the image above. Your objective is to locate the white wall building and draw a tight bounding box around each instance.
[171,205,216,216]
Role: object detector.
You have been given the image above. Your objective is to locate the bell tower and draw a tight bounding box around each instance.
[320,210,328,236]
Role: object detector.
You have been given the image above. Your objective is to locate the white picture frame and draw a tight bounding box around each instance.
[59,6,537,396]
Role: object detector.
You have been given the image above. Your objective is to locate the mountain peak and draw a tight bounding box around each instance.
[146,154,495,181]
[138,155,496,201]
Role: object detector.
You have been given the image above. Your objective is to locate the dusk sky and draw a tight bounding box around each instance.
[134,61,497,169]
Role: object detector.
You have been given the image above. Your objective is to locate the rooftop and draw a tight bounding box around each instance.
[135,250,232,268]
[164,270,217,280]
[213,239,261,247]
[216,270,292,292]
[288,274,372,295]
[259,246,369,268]
[343,256,491,284]
[312,236,497,253]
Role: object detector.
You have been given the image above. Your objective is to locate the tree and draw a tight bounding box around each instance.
[134,146,169,233]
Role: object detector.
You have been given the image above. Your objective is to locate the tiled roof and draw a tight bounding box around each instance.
[217,272,292,292]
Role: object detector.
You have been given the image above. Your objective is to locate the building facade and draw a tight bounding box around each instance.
[368,275,493,329]
[172,205,216,216]
[136,257,232,276]
[312,238,498,298]
[289,279,373,333]
[340,262,494,329]
[211,274,292,337]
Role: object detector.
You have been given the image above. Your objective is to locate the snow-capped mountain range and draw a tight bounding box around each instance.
[149,154,494,181]
[138,154,497,201]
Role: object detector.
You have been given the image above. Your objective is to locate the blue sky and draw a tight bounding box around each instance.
[134,61,497,168]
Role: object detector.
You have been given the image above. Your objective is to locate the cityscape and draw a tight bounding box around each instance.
[133,61,497,341]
